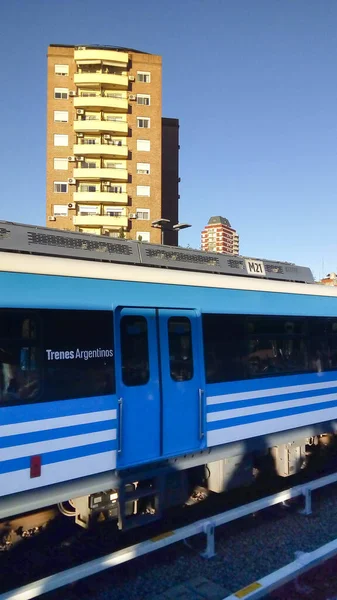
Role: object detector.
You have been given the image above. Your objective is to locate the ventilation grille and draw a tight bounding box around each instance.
[265,264,284,275]
[27,232,133,256]
[227,259,244,270]
[0,227,10,239]
[144,247,221,267]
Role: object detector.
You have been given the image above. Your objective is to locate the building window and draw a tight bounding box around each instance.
[103,185,123,193]
[136,209,150,220]
[78,205,100,215]
[137,118,150,129]
[54,134,68,147]
[137,71,151,83]
[54,110,68,123]
[53,204,68,217]
[137,139,151,152]
[79,184,98,192]
[136,231,150,242]
[55,64,69,76]
[82,138,97,145]
[105,207,123,217]
[54,158,68,170]
[106,162,124,169]
[105,115,123,122]
[54,182,68,193]
[54,88,68,99]
[81,161,97,169]
[137,162,150,174]
[136,185,150,197]
[137,94,150,106]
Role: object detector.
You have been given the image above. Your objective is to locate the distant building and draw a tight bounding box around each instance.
[46,44,179,244]
[201,216,239,255]
[319,273,337,286]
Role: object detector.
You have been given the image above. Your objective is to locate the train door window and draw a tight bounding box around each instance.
[0,310,41,405]
[168,317,193,381]
[121,316,149,386]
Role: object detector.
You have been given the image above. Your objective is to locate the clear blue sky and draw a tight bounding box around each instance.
[1,0,337,279]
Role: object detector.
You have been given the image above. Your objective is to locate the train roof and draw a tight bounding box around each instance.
[0,220,314,285]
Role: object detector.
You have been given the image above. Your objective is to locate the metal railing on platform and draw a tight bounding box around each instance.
[2,470,337,600]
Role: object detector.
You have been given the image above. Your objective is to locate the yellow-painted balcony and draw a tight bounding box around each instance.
[74,96,128,112]
[73,215,129,228]
[73,120,128,135]
[73,168,128,181]
[74,49,129,66]
[73,142,128,159]
[73,191,128,204]
[74,73,128,89]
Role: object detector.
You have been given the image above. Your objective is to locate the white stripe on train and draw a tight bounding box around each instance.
[207,379,337,406]
[207,391,337,422]
[0,450,117,497]
[207,406,337,447]
[0,409,117,438]
[0,429,116,461]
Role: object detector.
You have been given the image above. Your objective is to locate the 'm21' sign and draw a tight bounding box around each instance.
[244,259,266,277]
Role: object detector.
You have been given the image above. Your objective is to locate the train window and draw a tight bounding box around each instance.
[168,317,194,381]
[43,310,115,400]
[121,316,150,386]
[202,314,329,384]
[0,310,41,405]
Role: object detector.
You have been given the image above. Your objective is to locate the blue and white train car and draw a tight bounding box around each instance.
[1,221,337,530]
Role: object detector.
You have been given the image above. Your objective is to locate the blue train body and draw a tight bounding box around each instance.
[1,222,337,528]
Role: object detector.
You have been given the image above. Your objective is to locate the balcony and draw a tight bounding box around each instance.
[73,191,128,204]
[73,215,129,228]
[74,49,129,67]
[73,119,128,136]
[74,73,128,89]
[73,142,128,159]
[74,96,128,112]
[73,168,128,181]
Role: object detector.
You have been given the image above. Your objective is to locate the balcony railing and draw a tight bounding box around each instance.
[73,119,128,135]
[73,143,128,158]
[74,48,129,66]
[74,95,128,112]
[73,191,128,204]
[73,167,128,181]
[74,72,128,89]
[73,215,128,228]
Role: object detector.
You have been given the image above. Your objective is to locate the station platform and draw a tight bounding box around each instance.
[225,537,337,600]
[267,554,337,599]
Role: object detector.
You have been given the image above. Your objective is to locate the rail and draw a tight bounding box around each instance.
[1,470,337,600]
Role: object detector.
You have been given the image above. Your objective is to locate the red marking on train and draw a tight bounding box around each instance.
[30,456,41,478]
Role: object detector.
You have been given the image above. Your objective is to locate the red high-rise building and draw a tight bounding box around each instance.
[201,216,239,255]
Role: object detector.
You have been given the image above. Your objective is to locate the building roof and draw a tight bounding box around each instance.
[207,216,231,227]
[49,43,152,55]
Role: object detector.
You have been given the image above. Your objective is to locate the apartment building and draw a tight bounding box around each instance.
[201,216,239,255]
[46,44,179,244]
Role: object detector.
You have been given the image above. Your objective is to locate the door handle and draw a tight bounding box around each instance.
[118,397,123,454]
[198,388,204,439]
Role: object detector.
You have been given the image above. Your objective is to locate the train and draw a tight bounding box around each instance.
[1,220,337,532]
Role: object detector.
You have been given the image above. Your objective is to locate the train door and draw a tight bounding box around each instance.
[158,309,205,456]
[115,307,205,468]
[114,308,160,467]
